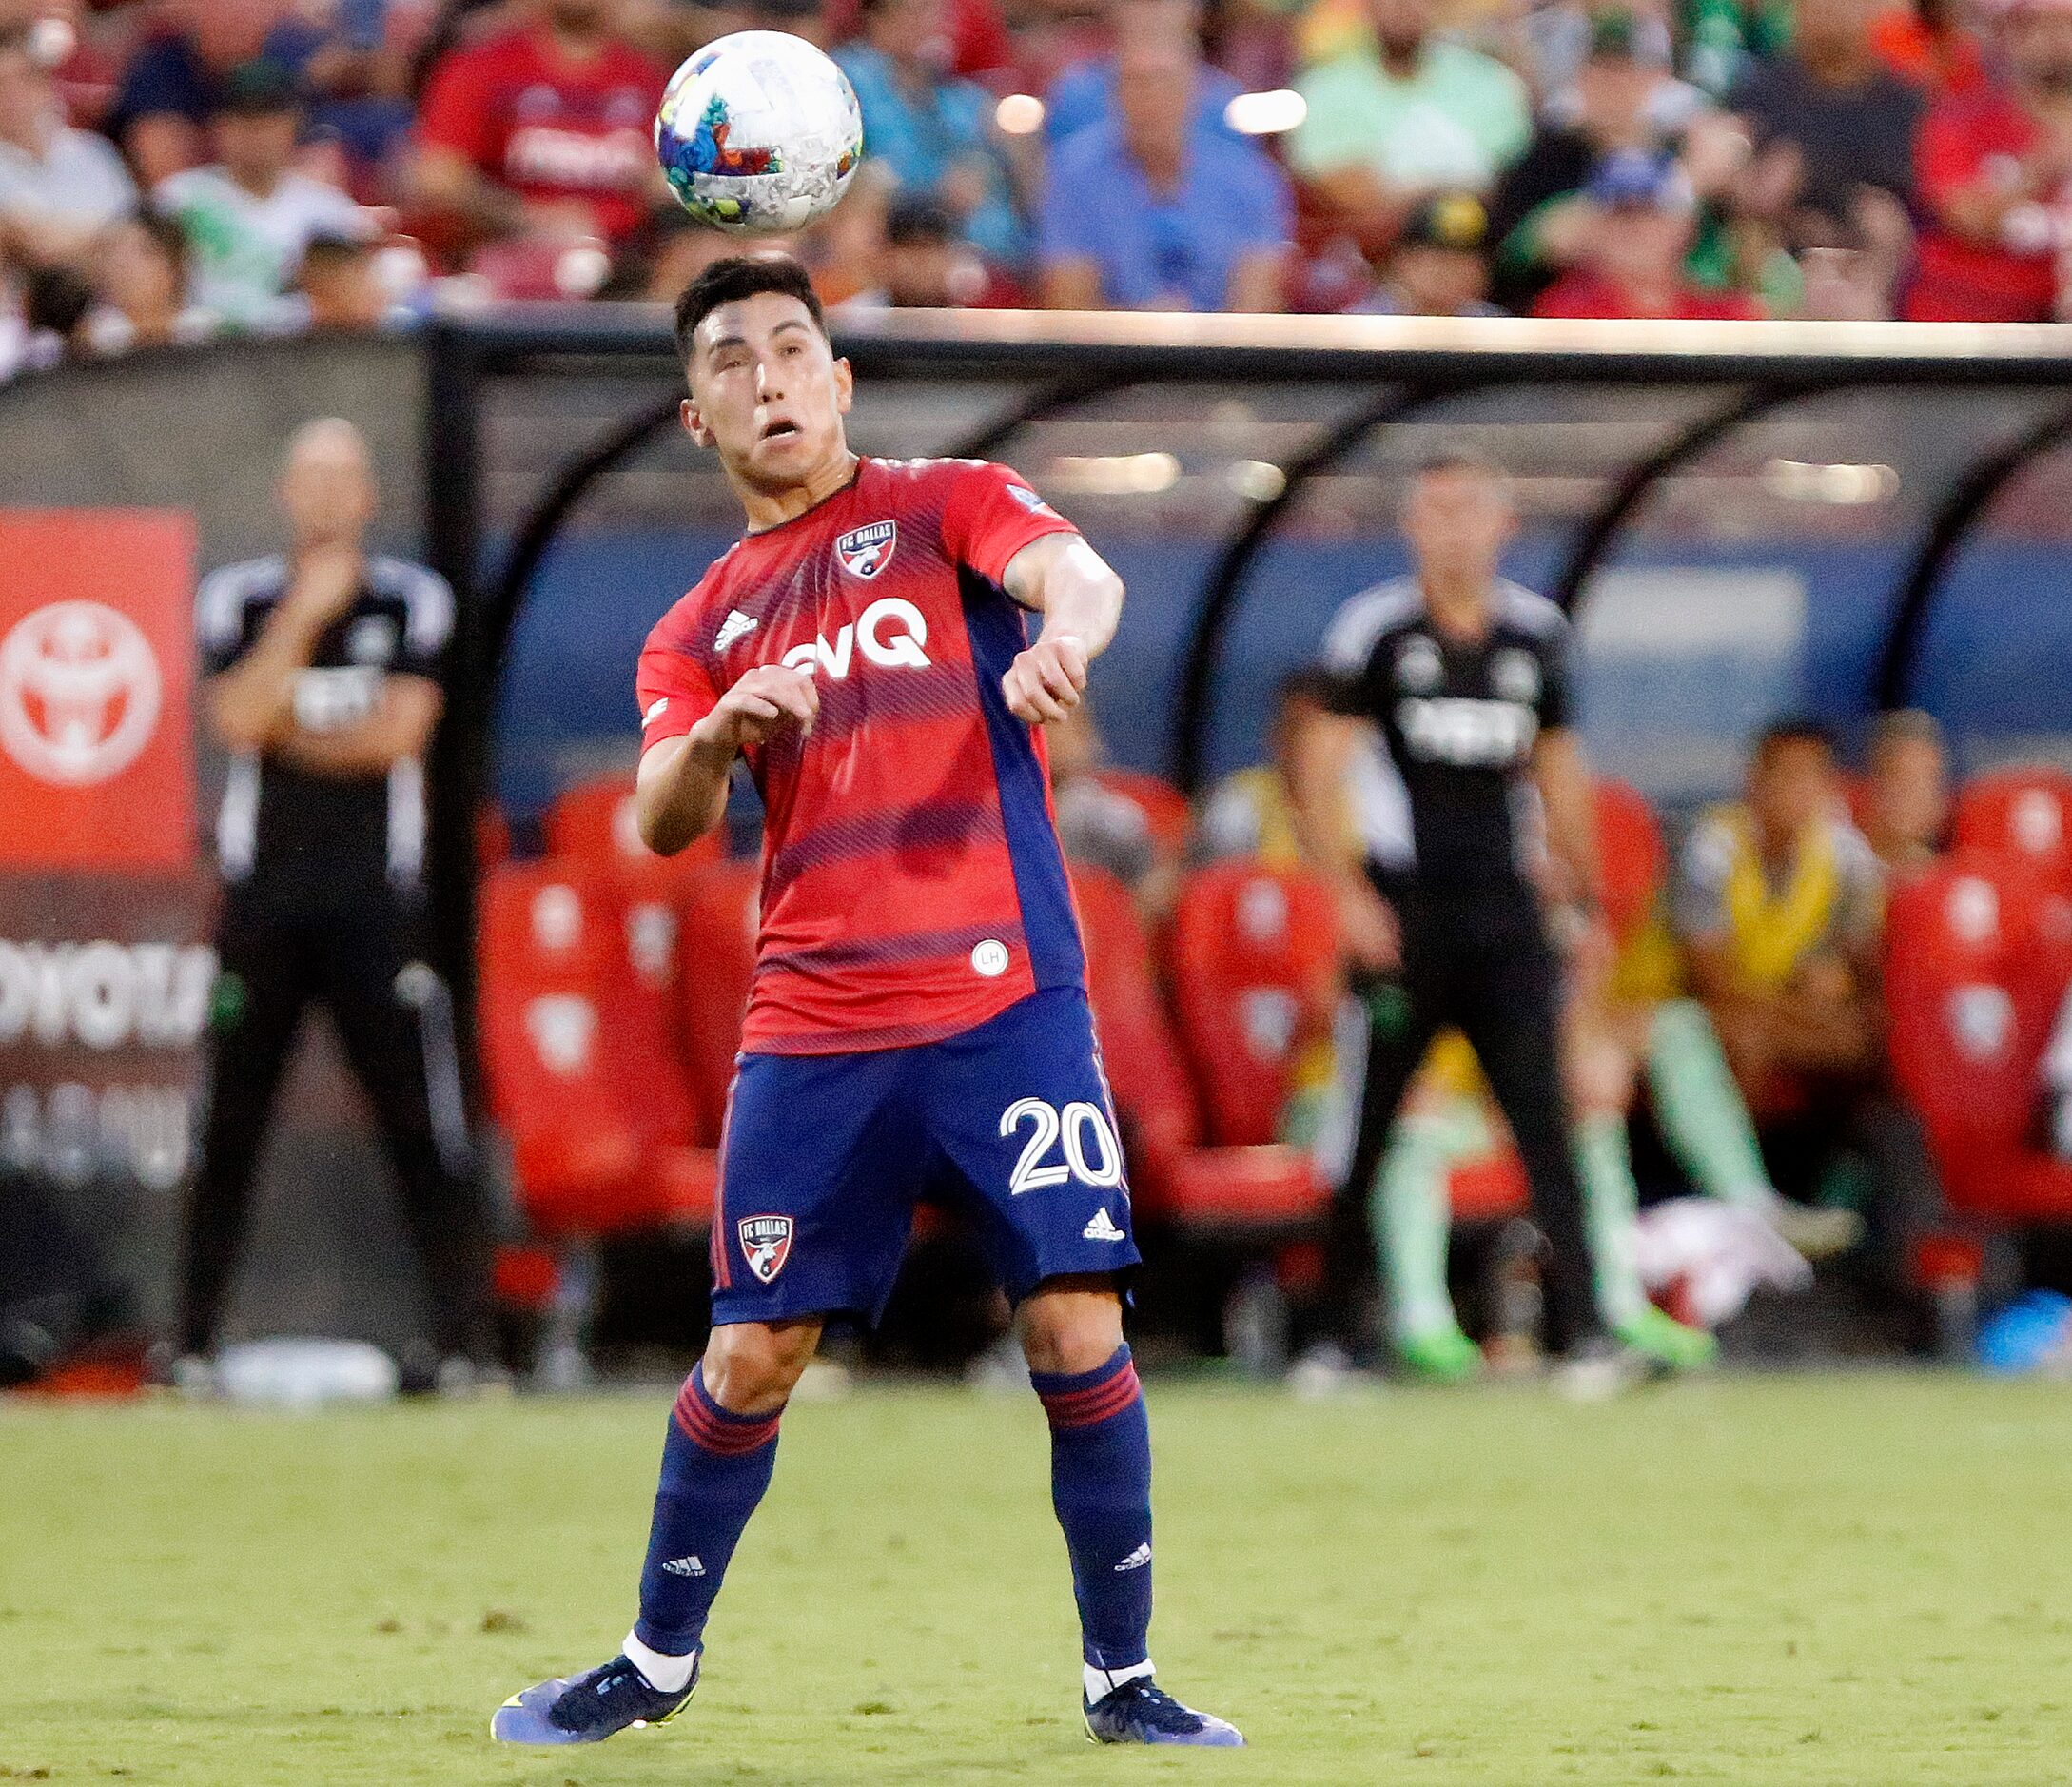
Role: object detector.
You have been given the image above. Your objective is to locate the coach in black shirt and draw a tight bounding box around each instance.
[1308,454,1617,1380]
[177,419,491,1387]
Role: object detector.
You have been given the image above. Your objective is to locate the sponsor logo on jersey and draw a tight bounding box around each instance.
[1491,647,1541,705]
[1395,634,1443,694]
[970,938,1009,977]
[644,697,670,726]
[1398,696,1539,767]
[1007,482,1057,517]
[714,609,759,652]
[738,1213,794,1283]
[780,596,931,680]
[346,615,399,665]
[834,520,898,579]
[0,600,163,787]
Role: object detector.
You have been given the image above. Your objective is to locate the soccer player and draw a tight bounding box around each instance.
[1301,454,1654,1396]
[491,255,1241,1751]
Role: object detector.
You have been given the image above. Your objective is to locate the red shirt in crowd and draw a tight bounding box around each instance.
[1532,273,1763,321]
[637,458,1085,1056]
[1907,89,2058,322]
[415,26,666,244]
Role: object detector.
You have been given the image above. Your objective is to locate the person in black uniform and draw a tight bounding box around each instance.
[1302,454,1632,1389]
[176,419,492,1389]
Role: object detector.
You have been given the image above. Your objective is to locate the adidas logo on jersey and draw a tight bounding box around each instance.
[715,609,759,652]
[1113,1542,1152,1573]
[1083,1208,1125,1243]
[661,1555,706,1577]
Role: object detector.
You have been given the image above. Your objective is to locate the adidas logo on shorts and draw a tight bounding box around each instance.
[1083,1208,1125,1243]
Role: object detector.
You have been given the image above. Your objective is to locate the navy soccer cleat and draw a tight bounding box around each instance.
[1083,1678,1244,1747]
[490,1652,697,1745]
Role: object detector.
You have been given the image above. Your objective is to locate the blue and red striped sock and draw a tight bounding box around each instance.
[1030,1344,1154,1678]
[632,1363,783,1663]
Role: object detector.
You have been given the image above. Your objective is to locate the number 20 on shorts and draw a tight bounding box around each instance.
[1000,1097,1124,1195]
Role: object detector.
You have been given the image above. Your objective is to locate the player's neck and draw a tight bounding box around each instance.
[1419,574,1494,643]
[737,450,862,534]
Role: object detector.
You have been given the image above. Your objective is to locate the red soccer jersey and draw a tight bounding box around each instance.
[1532,272,1763,321]
[1907,91,2057,323]
[638,457,1085,1056]
[415,27,666,245]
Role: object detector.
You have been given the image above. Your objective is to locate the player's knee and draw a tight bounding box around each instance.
[1016,1282,1124,1377]
[701,1320,819,1414]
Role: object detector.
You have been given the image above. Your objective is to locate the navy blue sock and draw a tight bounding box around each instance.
[1030,1345,1154,1672]
[633,1363,783,1657]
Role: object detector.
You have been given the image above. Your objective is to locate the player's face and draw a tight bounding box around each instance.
[279,427,378,550]
[1751,738,1836,843]
[1402,466,1515,586]
[1869,735,1948,851]
[683,293,854,495]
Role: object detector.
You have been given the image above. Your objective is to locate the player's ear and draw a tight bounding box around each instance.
[681,396,713,449]
[832,355,853,417]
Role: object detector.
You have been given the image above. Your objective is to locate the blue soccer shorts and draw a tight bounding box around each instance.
[708,987,1141,1326]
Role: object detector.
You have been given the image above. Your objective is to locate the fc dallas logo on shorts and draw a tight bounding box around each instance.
[737,1214,794,1284]
[834,520,896,579]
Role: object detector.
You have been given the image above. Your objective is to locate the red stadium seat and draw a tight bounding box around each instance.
[1886,850,2072,1220]
[675,857,763,1126]
[1593,776,1668,948]
[1090,767,1193,863]
[477,860,713,1238]
[544,771,725,893]
[1951,766,2072,894]
[1169,859,1341,1149]
[1073,862,1324,1231]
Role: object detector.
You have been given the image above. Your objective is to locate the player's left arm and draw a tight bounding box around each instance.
[275,675,443,776]
[998,531,1124,725]
[1532,727,1605,922]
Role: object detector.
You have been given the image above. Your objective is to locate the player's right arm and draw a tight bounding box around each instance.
[204,548,362,753]
[635,663,819,856]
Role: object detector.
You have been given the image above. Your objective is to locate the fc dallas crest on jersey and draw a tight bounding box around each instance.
[834,520,897,579]
[737,1214,794,1283]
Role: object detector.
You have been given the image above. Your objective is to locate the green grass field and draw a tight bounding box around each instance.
[8,1374,2072,1785]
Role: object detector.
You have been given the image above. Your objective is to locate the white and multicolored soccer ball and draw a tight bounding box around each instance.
[655,31,864,234]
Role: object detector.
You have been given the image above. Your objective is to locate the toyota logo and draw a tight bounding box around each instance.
[0,600,163,786]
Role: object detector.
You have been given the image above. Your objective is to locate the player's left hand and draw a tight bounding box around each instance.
[1003,633,1088,725]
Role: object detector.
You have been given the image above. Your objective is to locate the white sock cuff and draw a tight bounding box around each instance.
[1084,1658,1154,1702]
[624,1628,698,1694]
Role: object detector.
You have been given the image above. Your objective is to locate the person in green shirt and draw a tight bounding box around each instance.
[1291,0,1532,244]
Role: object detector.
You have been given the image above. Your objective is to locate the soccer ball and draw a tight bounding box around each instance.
[655,31,865,234]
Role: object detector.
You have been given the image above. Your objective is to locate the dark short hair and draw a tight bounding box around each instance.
[886,193,956,248]
[1754,717,1839,764]
[1415,449,1507,481]
[673,253,827,366]
[302,232,372,269]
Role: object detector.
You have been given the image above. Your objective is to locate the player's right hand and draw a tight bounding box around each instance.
[694,662,820,751]
[284,545,363,625]
[1336,876,1401,973]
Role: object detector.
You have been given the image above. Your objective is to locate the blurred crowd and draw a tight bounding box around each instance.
[5,0,2072,376]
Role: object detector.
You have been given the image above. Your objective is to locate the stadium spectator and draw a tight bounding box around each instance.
[410,0,667,256]
[155,65,366,332]
[1686,0,1793,101]
[1725,0,1922,315]
[834,0,1026,265]
[293,230,399,330]
[1288,0,1532,246]
[1353,189,1502,313]
[1043,0,1243,147]
[1907,0,2072,321]
[1195,670,1369,870]
[1486,10,1715,313]
[1860,708,1950,880]
[835,188,1005,307]
[1871,0,1988,97]
[1674,719,1942,1323]
[78,212,214,354]
[0,0,127,130]
[1532,148,1763,316]
[106,0,319,189]
[0,22,136,266]
[1038,34,1292,310]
